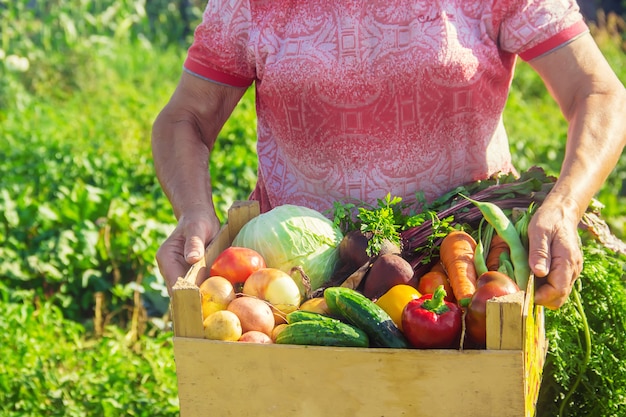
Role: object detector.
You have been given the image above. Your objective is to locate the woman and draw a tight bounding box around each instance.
[152,0,626,309]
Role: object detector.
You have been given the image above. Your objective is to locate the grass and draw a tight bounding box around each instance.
[1,2,625,415]
[0,285,179,416]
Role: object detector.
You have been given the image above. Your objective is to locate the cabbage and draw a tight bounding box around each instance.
[232,204,343,295]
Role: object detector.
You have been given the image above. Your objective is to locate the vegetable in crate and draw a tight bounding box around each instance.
[242,267,302,324]
[209,246,267,285]
[462,196,530,290]
[401,285,462,349]
[227,296,275,337]
[199,276,237,320]
[439,230,478,305]
[276,314,369,347]
[485,234,510,272]
[203,310,243,341]
[239,331,273,344]
[465,271,520,348]
[338,230,371,271]
[298,297,331,315]
[375,284,422,331]
[362,253,416,299]
[417,269,456,303]
[232,204,343,296]
[324,287,410,348]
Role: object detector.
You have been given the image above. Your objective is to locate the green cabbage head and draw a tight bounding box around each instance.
[232,204,343,295]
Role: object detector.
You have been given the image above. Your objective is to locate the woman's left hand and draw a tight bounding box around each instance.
[527,197,583,309]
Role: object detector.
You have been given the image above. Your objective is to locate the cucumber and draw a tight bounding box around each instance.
[324,287,410,349]
[286,310,336,324]
[275,320,369,348]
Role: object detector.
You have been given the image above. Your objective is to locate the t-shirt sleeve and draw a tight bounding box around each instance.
[495,0,589,61]
[183,0,255,87]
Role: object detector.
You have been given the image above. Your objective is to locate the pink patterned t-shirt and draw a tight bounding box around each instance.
[184,0,587,213]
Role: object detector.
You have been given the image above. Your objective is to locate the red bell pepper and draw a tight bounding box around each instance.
[401,285,462,349]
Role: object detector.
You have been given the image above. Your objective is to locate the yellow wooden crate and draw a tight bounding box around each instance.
[171,201,547,417]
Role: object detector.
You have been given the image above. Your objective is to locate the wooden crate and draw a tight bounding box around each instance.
[171,201,547,417]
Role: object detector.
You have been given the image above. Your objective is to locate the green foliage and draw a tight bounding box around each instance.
[0,0,257,324]
[0,285,179,416]
[1,1,625,415]
[537,241,626,416]
[0,128,173,322]
[503,29,626,238]
[356,194,404,256]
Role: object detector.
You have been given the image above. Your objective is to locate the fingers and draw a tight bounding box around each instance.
[534,253,581,309]
[532,238,583,309]
[157,214,220,295]
[527,206,583,309]
[156,231,189,295]
[184,234,206,264]
[528,230,551,278]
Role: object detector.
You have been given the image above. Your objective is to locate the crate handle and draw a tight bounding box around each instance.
[171,200,260,338]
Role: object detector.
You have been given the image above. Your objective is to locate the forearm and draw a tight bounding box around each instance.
[151,72,247,220]
[547,88,626,219]
[529,33,626,219]
[152,111,217,220]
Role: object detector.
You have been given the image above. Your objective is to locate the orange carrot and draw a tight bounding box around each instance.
[485,234,510,271]
[439,230,478,303]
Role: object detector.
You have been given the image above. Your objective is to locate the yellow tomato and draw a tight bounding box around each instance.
[375,284,422,331]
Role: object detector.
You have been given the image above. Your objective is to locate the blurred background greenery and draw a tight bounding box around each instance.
[0,1,624,415]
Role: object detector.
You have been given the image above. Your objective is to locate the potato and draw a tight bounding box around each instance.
[203,310,242,341]
[199,276,236,320]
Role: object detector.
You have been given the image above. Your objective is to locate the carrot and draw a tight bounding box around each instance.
[485,234,510,271]
[439,230,478,304]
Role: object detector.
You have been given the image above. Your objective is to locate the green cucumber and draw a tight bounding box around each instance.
[324,287,410,349]
[275,320,369,347]
[286,310,336,324]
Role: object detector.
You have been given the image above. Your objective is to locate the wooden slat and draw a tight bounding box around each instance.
[227,200,260,243]
[523,275,546,417]
[171,273,204,338]
[202,223,230,273]
[486,291,525,350]
[174,338,526,417]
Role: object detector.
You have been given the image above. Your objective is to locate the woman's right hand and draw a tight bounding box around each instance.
[156,209,221,294]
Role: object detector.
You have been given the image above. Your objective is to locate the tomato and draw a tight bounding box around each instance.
[465,272,520,348]
[417,270,456,303]
[475,270,519,292]
[375,284,421,331]
[209,246,266,285]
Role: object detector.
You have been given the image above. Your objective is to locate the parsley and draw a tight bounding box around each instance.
[330,193,408,257]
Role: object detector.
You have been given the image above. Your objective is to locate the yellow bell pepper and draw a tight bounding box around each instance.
[375,284,421,331]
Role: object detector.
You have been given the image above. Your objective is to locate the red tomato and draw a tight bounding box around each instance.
[465,272,520,348]
[475,270,519,292]
[209,247,266,285]
[417,271,456,303]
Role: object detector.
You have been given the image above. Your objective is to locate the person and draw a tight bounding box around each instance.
[152,0,626,309]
